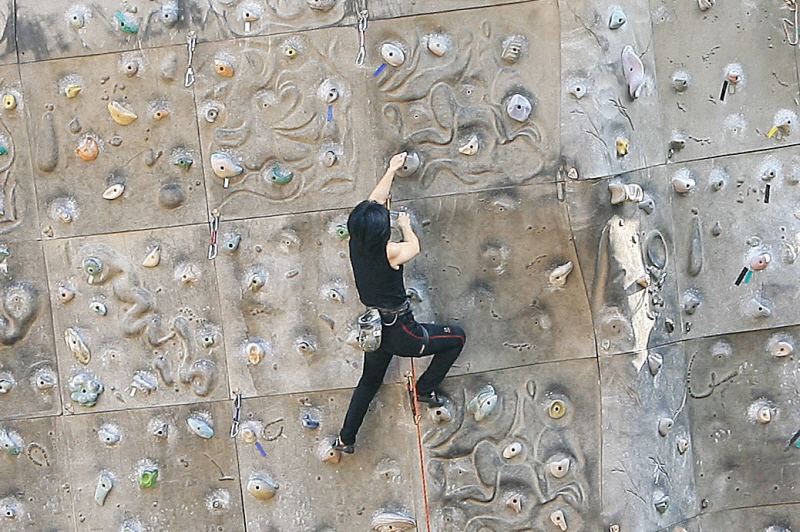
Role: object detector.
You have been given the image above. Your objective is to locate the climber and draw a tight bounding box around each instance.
[334,152,466,454]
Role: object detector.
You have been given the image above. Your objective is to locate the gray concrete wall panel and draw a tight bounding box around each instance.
[194,27,372,222]
[566,166,682,356]
[368,0,531,20]
[560,0,665,180]
[236,386,421,531]
[44,225,229,413]
[652,0,800,163]
[422,360,602,531]
[600,343,696,532]
[669,146,800,340]
[62,400,244,531]
[0,240,61,420]
[366,2,561,200]
[16,0,352,63]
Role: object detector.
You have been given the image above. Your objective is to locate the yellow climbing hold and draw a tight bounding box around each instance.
[64,84,82,99]
[107,101,138,125]
[2,94,16,110]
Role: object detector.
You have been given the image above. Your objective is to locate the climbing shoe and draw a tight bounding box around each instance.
[417,391,445,408]
[332,437,354,454]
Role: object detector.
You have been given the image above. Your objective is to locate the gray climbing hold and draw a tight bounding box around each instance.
[223,234,241,252]
[187,413,214,439]
[683,290,701,315]
[301,413,319,429]
[688,216,703,276]
[654,492,670,514]
[211,153,243,179]
[371,511,416,531]
[672,71,690,92]
[658,417,674,436]
[506,94,532,122]
[307,0,337,11]
[395,152,420,178]
[645,231,668,270]
[36,111,58,172]
[466,385,497,422]
[608,8,627,29]
[647,352,663,376]
[160,2,180,28]
[622,45,645,99]
[98,424,121,445]
[158,183,187,209]
[380,43,405,67]
[638,198,655,214]
[94,473,113,506]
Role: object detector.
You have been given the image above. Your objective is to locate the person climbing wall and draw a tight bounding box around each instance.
[334,152,467,454]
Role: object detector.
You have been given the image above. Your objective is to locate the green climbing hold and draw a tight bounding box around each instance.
[115,12,139,34]
[269,166,294,185]
[139,468,158,488]
[335,225,349,240]
[83,257,103,277]
[174,156,193,171]
[0,146,8,156]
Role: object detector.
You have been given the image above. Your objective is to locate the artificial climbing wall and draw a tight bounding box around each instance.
[0,0,799,531]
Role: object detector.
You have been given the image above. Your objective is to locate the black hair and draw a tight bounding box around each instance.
[348,200,391,255]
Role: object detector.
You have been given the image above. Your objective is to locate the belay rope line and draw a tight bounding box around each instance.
[407,360,433,532]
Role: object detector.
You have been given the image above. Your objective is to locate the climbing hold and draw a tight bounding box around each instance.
[688,216,703,276]
[295,339,317,355]
[102,184,125,200]
[648,352,663,376]
[132,371,158,394]
[621,45,645,99]
[683,290,701,315]
[268,165,294,185]
[247,473,279,500]
[284,45,298,58]
[767,109,797,139]
[380,43,405,67]
[672,169,695,194]
[757,405,772,424]
[2,95,16,110]
[66,6,87,29]
[608,182,642,204]
[506,94,532,122]
[150,422,169,440]
[246,342,265,365]
[654,492,670,514]
[608,8,627,29]
[142,246,160,268]
[187,414,214,439]
[746,297,772,318]
[161,2,180,28]
[549,261,574,288]
[335,225,349,239]
[429,405,452,423]
[122,59,139,77]
[326,287,345,303]
[711,221,722,236]
[506,494,522,513]
[174,156,193,171]
[677,438,689,454]
[549,457,571,478]
[64,84,82,98]
[89,301,107,316]
[749,251,771,271]
[307,0,337,11]
[301,413,320,430]
[0,429,22,455]
[98,424,120,445]
[458,135,479,156]
[725,63,743,85]
[502,441,523,459]
[57,286,75,303]
[138,466,159,488]
[323,150,338,167]
[94,473,113,506]
[670,133,687,152]
[769,336,793,357]
[115,11,138,34]
[210,152,243,179]
[84,257,103,278]
[466,385,498,422]
[698,0,714,10]
[207,489,231,513]
[221,234,241,252]
[34,367,57,391]
[241,426,257,443]
[672,71,690,92]
[76,136,99,161]
[615,137,629,157]
[37,110,58,172]
[568,81,587,99]
[427,34,449,56]
[501,36,525,63]
[159,183,187,209]
[658,417,674,436]
[638,198,655,214]
[246,271,266,292]
[550,510,567,531]
[549,399,567,419]
[371,511,416,531]
[395,152,420,178]
[65,328,90,364]
[107,101,138,125]
[68,372,104,406]
[153,108,169,121]
[0,377,13,394]
[214,58,235,77]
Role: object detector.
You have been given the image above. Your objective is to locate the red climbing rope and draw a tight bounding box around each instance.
[408,359,433,532]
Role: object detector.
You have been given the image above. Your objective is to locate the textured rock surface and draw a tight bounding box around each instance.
[0,0,799,531]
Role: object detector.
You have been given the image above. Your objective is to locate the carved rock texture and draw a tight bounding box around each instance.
[0,1,797,532]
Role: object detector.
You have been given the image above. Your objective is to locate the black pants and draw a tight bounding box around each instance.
[339,311,465,445]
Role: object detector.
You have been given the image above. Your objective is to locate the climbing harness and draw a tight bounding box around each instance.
[185,31,197,87]
[208,209,220,260]
[355,0,369,65]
